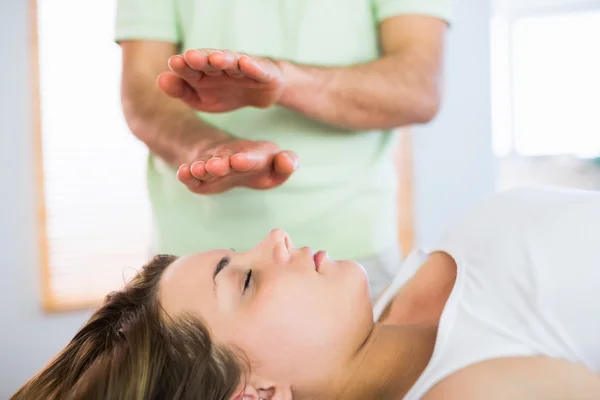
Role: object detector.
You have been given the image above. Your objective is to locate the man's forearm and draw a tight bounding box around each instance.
[276,52,442,131]
[121,80,229,168]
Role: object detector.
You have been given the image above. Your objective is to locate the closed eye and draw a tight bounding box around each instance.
[243,270,253,292]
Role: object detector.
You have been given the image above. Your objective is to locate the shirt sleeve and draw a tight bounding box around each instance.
[372,0,454,25]
[114,0,181,44]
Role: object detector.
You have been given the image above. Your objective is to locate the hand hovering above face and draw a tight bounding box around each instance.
[157,49,285,112]
[178,138,299,195]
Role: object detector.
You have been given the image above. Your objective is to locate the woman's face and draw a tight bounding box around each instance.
[159,229,374,395]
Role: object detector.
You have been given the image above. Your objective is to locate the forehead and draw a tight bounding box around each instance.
[158,250,225,318]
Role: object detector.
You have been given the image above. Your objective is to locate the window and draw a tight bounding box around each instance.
[491,2,600,191]
[510,10,600,157]
[35,0,152,311]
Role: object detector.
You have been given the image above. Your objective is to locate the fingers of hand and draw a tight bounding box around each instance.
[273,151,299,176]
[177,164,203,192]
[207,50,244,78]
[157,72,201,106]
[190,152,232,181]
[204,155,232,178]
[229,152,270,172]
[238,55,275,84]
[190,160,212,181]
[183,49,222,76]
[179,144,297,194]
[168,55,202,82]
[178,163,230,195]
[179,48,274,83]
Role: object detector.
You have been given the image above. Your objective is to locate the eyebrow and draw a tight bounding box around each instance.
[213,255,231,285]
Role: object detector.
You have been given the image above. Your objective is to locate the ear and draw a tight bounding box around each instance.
[256,385,293,400]
[229,384,258,400]
[230,385,293,400]
[230,379,292,400]
[258,385,292,400]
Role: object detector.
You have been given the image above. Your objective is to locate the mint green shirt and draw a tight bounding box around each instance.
[115,0,452,259]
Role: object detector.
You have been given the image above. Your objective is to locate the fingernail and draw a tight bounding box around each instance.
[285,153,299,169]
[230,153,243,162]
[244,153,265,162]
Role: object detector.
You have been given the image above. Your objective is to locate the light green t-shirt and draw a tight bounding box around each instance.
[115,0,452,259]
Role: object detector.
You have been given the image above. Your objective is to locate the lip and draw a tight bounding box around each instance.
[313,251,327,271]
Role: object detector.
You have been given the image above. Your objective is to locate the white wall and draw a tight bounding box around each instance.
[413,0,495,247]
[0,2,92,397]
[0,0,494,396]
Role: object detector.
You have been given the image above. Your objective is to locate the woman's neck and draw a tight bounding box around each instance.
[331,251,458,399]
[334,323,438,400]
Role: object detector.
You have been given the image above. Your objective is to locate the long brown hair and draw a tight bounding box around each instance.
[11,254,244,400]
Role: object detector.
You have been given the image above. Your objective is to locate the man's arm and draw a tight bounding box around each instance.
[159,15,448,131]
[120,40,298,194]
[120,40,230,168]
[277,15,448,130]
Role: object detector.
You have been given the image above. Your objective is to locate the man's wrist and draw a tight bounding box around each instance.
[274,59,298,108]
[275,59,334,111]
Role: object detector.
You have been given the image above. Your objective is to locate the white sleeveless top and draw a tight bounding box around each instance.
[373,186,600,399]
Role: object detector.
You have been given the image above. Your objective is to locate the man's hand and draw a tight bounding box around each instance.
[157,49,285,112]
[177,138,299,195]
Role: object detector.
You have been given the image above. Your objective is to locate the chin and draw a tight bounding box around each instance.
[346,259,368,282]
[345,260,372,302]
[352,260,368,279]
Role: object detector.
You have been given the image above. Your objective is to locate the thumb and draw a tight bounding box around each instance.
[273,151,299,176]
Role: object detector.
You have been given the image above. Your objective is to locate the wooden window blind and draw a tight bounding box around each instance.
[34,0,153,311]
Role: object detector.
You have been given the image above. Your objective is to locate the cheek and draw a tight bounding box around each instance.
[254,265,372,343]
[239,315,341,383]
[239,279,340,365]
[232,267,373,377]
[257,282,333,342]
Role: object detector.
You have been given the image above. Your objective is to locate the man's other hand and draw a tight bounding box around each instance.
[177,138,298,195]
[158,49,285,112]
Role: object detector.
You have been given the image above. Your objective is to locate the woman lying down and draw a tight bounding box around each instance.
[12,186,600,400]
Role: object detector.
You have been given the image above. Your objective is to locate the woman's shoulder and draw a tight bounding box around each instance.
[421,356,600,400]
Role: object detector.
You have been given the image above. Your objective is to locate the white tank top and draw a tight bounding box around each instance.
[373,186,600,399]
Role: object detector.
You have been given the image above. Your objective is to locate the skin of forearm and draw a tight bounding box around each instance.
[121,78,229,168]
[276,51,441,131]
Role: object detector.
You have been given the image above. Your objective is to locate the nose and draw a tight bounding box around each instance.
[258,229,293,264]
[266,228,293,249]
